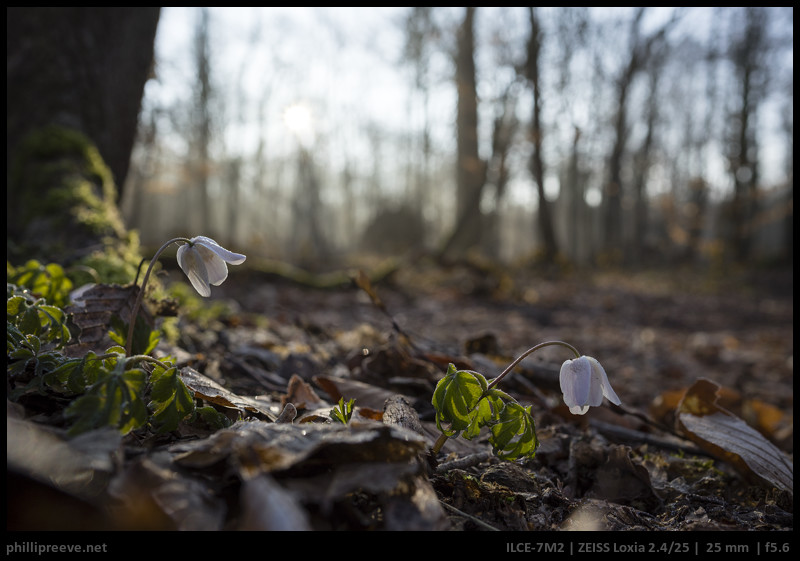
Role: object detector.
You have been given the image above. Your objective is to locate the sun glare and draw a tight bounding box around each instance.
[282,102,314,145]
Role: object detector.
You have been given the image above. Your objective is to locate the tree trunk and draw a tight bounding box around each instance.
[7,7,159,278]
[726,8,768,263]
[525,7,558,263]
[630,64,660,265]
[481,85,517,257]
[602,7,679,261]
[7,7,160,210]
[603,47,636,258]
[193,7,214,234]
[440,7,486,259]
[566,127,584,264]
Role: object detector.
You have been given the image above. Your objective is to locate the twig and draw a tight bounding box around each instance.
[439,501,500,531]
[589,419,708,457]
[435,451,492,474]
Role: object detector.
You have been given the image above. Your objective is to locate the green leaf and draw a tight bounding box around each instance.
[65,360,149,436]
[37,304,71,345]
[48,355,91,394]
[7,295,26,316]
[148,365,195,433]
[432,364,488,436]
[7,260,72,308]
[330,397,355,424]
[20,306,41,336]
[6,288,71,347]
[7,320,26,347]
[463,390,505,440]
[195,405,232,430]
[489,402,538,461]
[110,314,160,356]
[64,394,105,435]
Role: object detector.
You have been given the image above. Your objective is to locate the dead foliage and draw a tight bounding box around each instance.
[7,264,793,532]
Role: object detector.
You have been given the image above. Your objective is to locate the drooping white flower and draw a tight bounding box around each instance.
[559,355,621,415]
[176,236,246,297]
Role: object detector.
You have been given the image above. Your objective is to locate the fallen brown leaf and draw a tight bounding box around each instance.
[180,366,278,420]
[676,378,793,493]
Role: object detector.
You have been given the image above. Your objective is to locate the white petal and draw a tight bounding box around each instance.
[560,357,592,410]
[587,366,605,406]
[192,236,246,265]
[587,356,621,406]
[195,243,230,286]
[177,244,211,297]
[569,404,590,415]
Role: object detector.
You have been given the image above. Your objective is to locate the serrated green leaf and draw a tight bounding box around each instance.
[463,395,493,439]
[46,356,89,394]
[38,304,64,323]
[65,394,105,435]
[65,364,149,436]
[432,365,490,437]
[9,346,35,360]
[110,314,160,357]
[25,334,41,354]
[489,403,538,460]
[20,307,41,336]
[147,366,195,433]
[7,320,25,344]
[196,405,232,430]
[7,295,26,316]
[8,260,72,308]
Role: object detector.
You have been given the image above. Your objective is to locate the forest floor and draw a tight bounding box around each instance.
[7,258,793,538]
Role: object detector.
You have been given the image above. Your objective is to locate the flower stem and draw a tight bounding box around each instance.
[431,433,450,455]
[487,340,580,390]
[125,237,193,356]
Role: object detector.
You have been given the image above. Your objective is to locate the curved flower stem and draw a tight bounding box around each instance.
[430,341,581,457]
[125,237,193,356]
[486,340,580,391]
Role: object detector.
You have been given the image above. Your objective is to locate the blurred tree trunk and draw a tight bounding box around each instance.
[439,7,487,259]
[291,148,328,267]
[121,104,159,234]
[402,7,437,222]
[226,157,242,248]
[629,56,663,266]
[681,31,719,265]
[726,7,769,263]
[566,127,584,264]
[523,7,558,264]
[602,8,679,261]
[7,7,159,275]
[482,84,518,257]
[780,98,793,266]
[602,9,643,259]
[192,7,214,234]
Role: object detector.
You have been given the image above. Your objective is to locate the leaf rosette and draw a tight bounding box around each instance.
[432,363,539,460]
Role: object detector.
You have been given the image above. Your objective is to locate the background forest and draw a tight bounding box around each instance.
[121,6,793,270]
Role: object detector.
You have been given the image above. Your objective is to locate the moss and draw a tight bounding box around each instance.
[12,126,119,229]
[77,231,144,286]
[8,125,143,284]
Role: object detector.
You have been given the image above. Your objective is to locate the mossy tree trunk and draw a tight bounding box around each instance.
[7,7,160,280]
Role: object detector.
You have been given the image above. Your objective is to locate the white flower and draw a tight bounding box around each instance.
[176,236,246,297]
[559,356,621,415]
